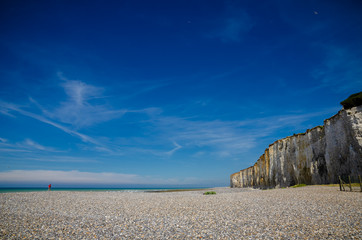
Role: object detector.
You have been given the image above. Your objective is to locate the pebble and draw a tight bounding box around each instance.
[0,186,361,239]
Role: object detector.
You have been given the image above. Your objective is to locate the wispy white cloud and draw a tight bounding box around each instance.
[29,156,100,163]
[0,148,31,153]
[146,107,338,158]
[0,170,207,186]
[0,71,341,162]
[0,94,338,160]
[23,139,53,151]
[61,78,104,105]
[90,108,336,159]
[117,80,171,101]
[1,155,100,163]
[0,101,18,118]
[0,77,162,156]
[49,75,128,128]
[151,117,256,157]
[0,100,100,145]
[0,170,141,185]
[0,138,58,153]
[166,141,182,156]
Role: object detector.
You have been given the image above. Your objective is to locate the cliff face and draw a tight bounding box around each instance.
[231,106,362,188]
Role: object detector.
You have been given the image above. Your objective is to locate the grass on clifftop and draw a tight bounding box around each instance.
[340,92,362,109]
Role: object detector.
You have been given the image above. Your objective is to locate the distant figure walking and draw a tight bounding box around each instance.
[48,184,51,191]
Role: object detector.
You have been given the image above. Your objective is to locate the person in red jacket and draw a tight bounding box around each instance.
[48,184,51,191]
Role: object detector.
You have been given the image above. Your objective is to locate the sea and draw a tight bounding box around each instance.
[0,187,210,193]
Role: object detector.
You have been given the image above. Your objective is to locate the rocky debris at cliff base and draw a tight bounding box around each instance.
[0,186,360,239]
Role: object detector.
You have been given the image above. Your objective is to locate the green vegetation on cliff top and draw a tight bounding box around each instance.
[340,92,362,109]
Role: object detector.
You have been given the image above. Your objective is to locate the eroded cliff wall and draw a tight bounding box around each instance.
[231,106,362,188]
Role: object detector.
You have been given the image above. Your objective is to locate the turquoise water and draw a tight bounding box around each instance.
[0,187,209,193]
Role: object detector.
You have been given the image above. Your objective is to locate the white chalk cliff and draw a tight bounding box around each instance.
[231,105,362,188]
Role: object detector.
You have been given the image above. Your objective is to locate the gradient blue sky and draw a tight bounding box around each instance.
[0,0,361,187]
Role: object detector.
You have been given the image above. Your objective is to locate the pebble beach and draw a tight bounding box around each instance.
[0,186,361,239]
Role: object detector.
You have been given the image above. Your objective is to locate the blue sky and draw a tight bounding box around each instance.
[0,0,361,187]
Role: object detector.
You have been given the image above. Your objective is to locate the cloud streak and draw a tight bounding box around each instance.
[0,170,141,185]
[0,72,340,173]
[166,141,182,156]
[50,75,128,128]
[146,107,339,158]
[0,92,339,161]
[0,138,61,155]
[23,139,55,151]
[0,170,206,186]
[0,100,100,145]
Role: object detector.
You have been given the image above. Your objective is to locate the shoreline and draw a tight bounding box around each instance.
[145,188,212,193]
[0,186,214,194]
